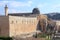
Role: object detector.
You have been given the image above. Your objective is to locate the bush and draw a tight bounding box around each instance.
[0,37,13,40]
[33,33,47,38]
[37,33,47,38]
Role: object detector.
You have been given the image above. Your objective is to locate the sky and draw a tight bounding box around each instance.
[0,0,60,15]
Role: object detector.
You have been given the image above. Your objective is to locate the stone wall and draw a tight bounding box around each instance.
[9,16,38,37]
[56,21,60,31]
[0,16,9,37]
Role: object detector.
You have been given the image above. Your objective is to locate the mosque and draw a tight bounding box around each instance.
[0,5,47,37]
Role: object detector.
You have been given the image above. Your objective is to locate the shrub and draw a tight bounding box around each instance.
[0,36,13,40]
[33,33,47,38]
[37,33,47,38]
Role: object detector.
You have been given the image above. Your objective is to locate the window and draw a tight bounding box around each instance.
[11,21,14,24]
[22,20,24,24]
[16,21,17,23]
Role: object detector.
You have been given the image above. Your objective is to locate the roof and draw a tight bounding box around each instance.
[8,12,40,17]
[8,8,40,17]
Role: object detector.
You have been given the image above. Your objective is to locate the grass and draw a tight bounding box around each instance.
[37,33,51,40]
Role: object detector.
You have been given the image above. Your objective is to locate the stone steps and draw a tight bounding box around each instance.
[52,33,60,40]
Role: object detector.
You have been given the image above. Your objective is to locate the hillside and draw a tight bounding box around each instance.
[45,12,60,20]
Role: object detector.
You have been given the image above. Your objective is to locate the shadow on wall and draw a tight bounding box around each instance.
[36,19,47,33]
[36,21,42,32]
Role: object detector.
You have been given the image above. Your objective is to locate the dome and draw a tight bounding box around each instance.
[32,8,40,14]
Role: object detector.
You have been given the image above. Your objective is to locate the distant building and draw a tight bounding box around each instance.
[0,5,47,37]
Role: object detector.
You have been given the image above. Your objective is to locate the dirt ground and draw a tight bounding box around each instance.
[13,37,46,40]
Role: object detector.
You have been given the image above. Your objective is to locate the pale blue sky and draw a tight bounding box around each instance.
[0,0,60,15]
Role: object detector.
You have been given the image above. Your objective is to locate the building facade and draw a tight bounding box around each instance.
[0,5,47,37]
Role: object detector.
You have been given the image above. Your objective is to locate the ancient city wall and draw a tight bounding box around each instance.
[9,16,38,37]
[0,16,9,37]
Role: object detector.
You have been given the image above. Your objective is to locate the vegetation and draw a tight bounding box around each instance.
[37,33,47,38]
[0,36,13,40]
[37,33,51,40]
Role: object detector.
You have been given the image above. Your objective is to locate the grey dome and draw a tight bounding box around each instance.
[32,8,40,14]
